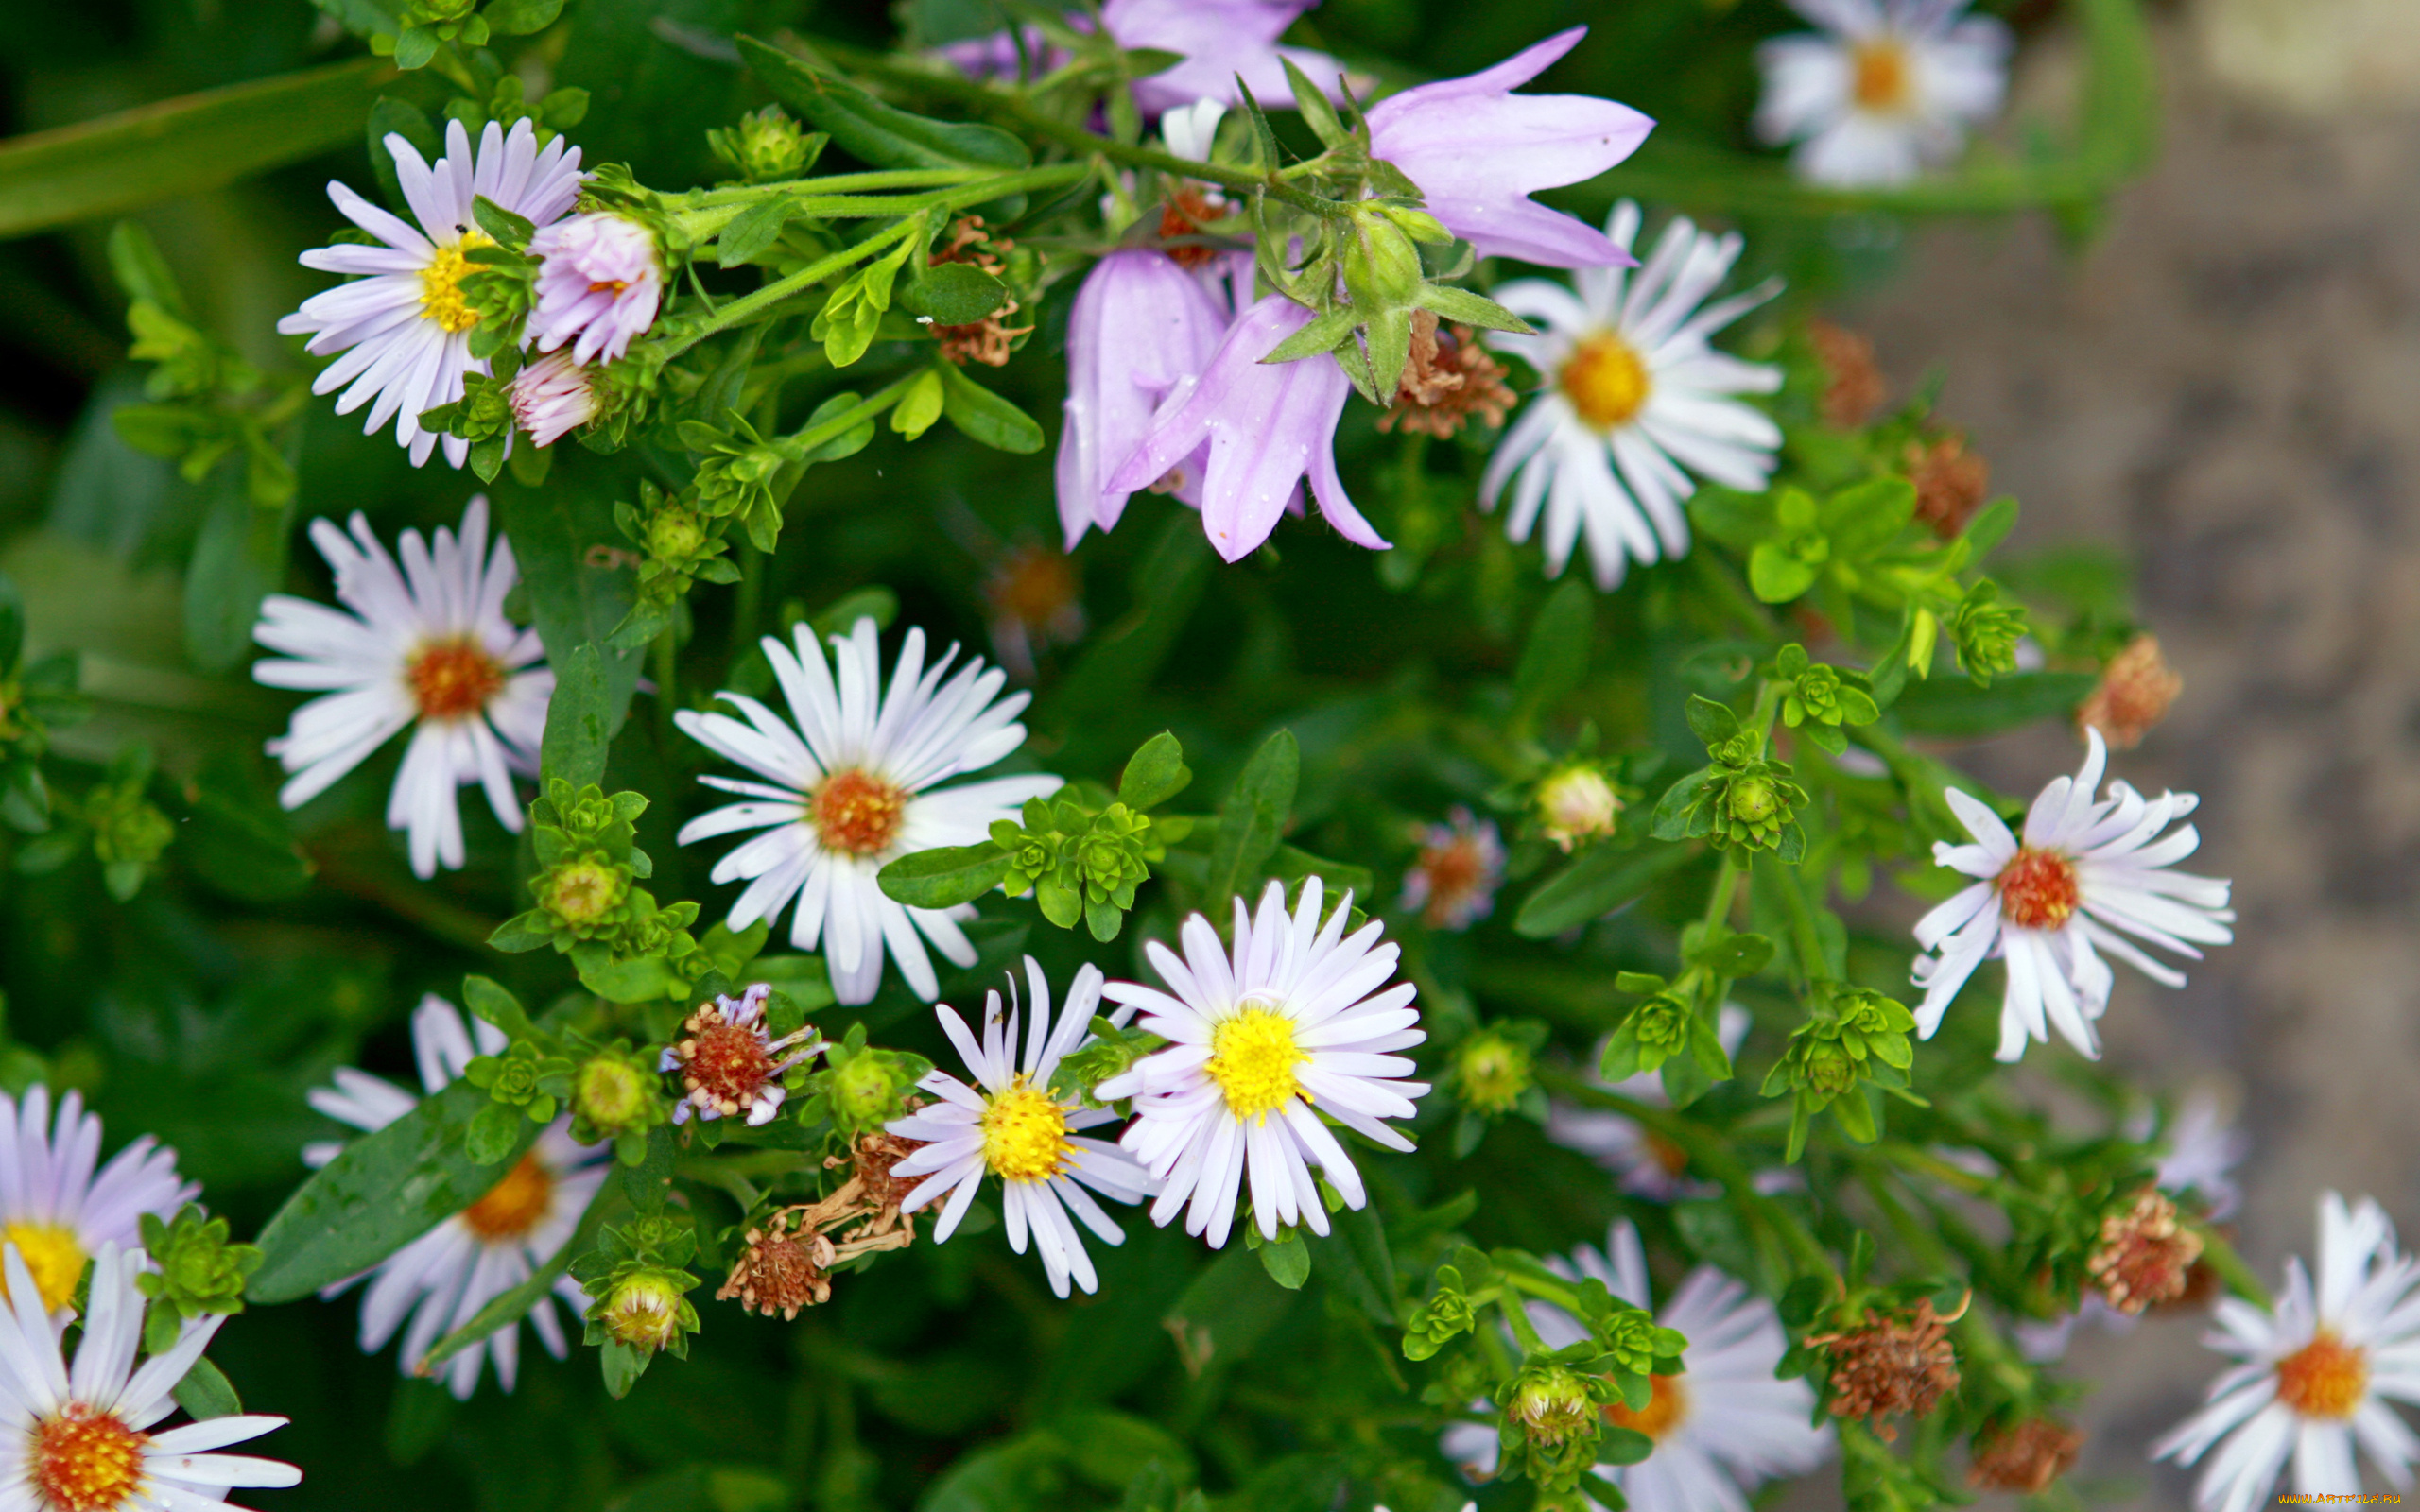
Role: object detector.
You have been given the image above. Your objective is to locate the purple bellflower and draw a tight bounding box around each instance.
[941,0,1343,118]
[1106,296,1388,563]
[1056,249,1235,550]
[1366,27,1655,269]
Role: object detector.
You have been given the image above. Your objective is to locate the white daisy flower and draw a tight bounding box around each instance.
[1481,202,1783,591]
[0,1241,301,1512]
[885,958,1154,1297]
[1753,0,2012,188]
[1546,1005,1752,1200]
[278,118,584,467]
[0,1087,197,1318]
[2154,1192,2420,1511]
[1910,728,2235,1062]
[251,495,552,880]
[1441,1220,1832,1503]
[304,995,610,1400]
[674,617,1063,1006]
[1093,877,1428,1248]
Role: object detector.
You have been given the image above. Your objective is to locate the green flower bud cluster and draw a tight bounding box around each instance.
[1651,696,1812,860]
[1402,1268,1480,1363]
[491,781,707,1000]
[465,1040,577,1124]
[444,70,589,150]
[419,371,517,483]
[1762,984,1919,1160]
[83,745,173,902]
[1446,1023,1543,1118]
[606,482,740,653]
[1950,579,2028,687]
[567,1039,670,1163]
[132,1205,262,1353]
[796,1022,933,1138]
[994,793,1169,943]
[1774,643,1882,756]
[1497,1360,1619,1492]
[126,301,261,403]
[1597,971,1735,1107]
[708,105,821,183]
[372,0,570,74]
[575,1217,702,1392]
[1049,1018,1166,1110]
[678,414,795,554]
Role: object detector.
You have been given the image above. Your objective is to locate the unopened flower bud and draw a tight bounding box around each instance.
[1727,776,1779,825]
[711,105,816,183]
[1342,205,1426,314]
[576,1054,649,1133]
[829,1051,908,1130]
[1510,1366,1598,1445]
[601,1268,697,1353]
[1806,1040,1857,1097]
[1537,765,1620,851]
[1452,1030,1533,1115]
[542,851,629,934]
[509,351,597,448]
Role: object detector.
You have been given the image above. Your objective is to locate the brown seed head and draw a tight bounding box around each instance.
[1808,318,1886,430]
[2077,634,2183,750]
[1155,185,1227,270]
[1811,1297,1963,1441]
[717,1212,834,1320]
[1379,310,1517,438]
[1906,433,1991,538]
[2087,1190,2203,1314]
[1968,1418,2084,1494]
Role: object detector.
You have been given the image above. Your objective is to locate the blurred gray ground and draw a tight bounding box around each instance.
[1838,2,2420,1504]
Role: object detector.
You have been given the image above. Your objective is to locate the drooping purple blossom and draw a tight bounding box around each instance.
[939,0,1343,118]
[1366,27,1654,269]
[1055,249,1233,550]
[528,212,663,366]
[1106,295,1387,563]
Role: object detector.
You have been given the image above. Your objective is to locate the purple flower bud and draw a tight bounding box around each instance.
[1056,249,1232,550]
[1366,27,1655,269]
[1107,296,1388,563]
[528,213,663,366]
[508,352,596,448]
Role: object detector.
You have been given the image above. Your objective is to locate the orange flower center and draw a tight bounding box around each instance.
[1604,1373,1688,1441]
[2276,1332,2368,1420]
[684,1020,775,1110]
[1996,847,2079,930]
[406,638,506,721]
[460,1152,554,1241]
[811,768,907,855]
[1852,40,1913,112]
[1418,837,1487,910]
[31,1404,147,1512]
[1559,333,1651,431]
[990,546,1079,627]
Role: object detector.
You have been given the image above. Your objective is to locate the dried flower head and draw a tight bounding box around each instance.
[928,216,1032,367]
[717,1209,834,1320]
[2077,633,2182,750]
[1906,432,1990,538]
[2088,1190,2204,1314]
[833,1127,923,1235]
[1808,318,1885,429]
[1968,1418,2083,1493]
[1155,184,1229,270]
[1811,1295,1964,1440]
[1379,311,1517,438]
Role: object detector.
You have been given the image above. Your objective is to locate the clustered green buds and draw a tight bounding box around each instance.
[995,794,1169,942]
[1763,983,1919,1160]
[1497,1358,1626,1492]
[1651,696,1811,860]
[1402,1263,1480,1362]
[373,0,568,74]
[419,371,518,482]
[133,1205,262,1352]
[465,1040,577,1124]
[1597,971,1734,1108]
[79,746,175,902]
[1951,579,2028,687]
[492,781,708,1001]
[797,1022,932,1137]
[708,105,821,183]
[1446,1023,1542,1117]
[1775,643,1883,756]
[568,1040,669,1162]
[613,482,740,652]
[1050,1017,1165,1110]
[679,414,799,553]
[575,1217,702,1395]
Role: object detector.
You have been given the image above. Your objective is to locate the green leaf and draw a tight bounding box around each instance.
[1514,842,1692,938]
[576,951,683,1005]
[1512,578,1592,732]
[497,459,642,742]
[600,1338,651,1400]
[460,975,537,1041]
[1649,767,1715,842]
[485,0,567,35]
[1686,931,1774,978]
[1115,732,1191,811]
[105,222,187,318]
[1412,282,1532,335]
[472,195,537,251]
[1257,306,1357,366]
[736,37,1030,171]
[1747,541,1821,604]
[716,197,794,268]
[1258,1229,1311,1290]
[936,363,1045,454]
[1279,57,1348,149]
[890,368,946,442]
[899,261,1011,325]
[1962,496,2018,558]
[539,641,614,789]
[1891,671,2095,737]
[877,843,1013,909]
[251,1080,541,1304]
[171,1357,242,1421]
[464,1102,524,1165]
[419,1177,612,1371]
[0,58,390,238]
[1205,730,1298,914]
[1327,1201,1397,1326]
[182,459,292,676]
[1684,694,1739,747]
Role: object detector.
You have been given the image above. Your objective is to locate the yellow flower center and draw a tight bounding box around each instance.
[1204,1005,1306,1123]
[979,1081,1071,1183]
[30,1403,147,1512]
[1604,1372,1689,1441]
[1852,40,1914,112]
[460,1152,554,1242]
[1558,333,1652,431]
[419,232,494,335]
[4,1222,87,1313]
[2276,1332,2368,1420]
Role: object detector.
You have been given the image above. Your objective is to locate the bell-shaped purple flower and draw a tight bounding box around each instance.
[1056,249,1233,550]
[939,0,1342,118]
[1106,296,1388,563]
[1366,27,1654,269]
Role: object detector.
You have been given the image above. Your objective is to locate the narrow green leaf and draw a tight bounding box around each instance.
[471,195,536,251]
[1205,730,1299,914]
[1891,671,2095,737]
[497,459,642,742]
[877,843,1012,908]
[460,975,536,1041]
[539,642,613,789]
[183,459,293,676]
[1413,283,1533,335]
[1115,732,1191,811]
[1512,578,1592,730]
[1258,306,1357,366]
[418,1177,613,1372]
[936,363,1044,454]
[716,197,793,268]
[104,222,186,318]
[172,1357,241,1421]
[250,1080,541,1304]
[1514,842,1694,938]
[736,37,1029,171]
[484,0,566,35]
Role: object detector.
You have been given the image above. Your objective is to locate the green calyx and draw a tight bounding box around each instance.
[1762,983,1920,1160]
[568,1041,670,1161]
[707,105,821,183]
[574,1217,702,1359]
[1449,1027,1538,1116]
[133,1204,262,1351]
[492,782,711,998]
[1951,579,2028,687]
[799,1022,932,1138]
[464,1040,576,1124]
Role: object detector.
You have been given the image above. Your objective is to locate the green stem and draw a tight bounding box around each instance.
[653,217,922,364]
[1496,1289,1547,1354]
[691,167,993,206]
[651,623,679,757]
[2196,1227,2273,1310]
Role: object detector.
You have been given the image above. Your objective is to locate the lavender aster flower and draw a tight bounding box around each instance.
[1106,296,1388,563]
[1366,27,1654,269]
[528,212,663,366]
[940,0,1343,118]
[508,352,597,448]
[1056,249,1233,549]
